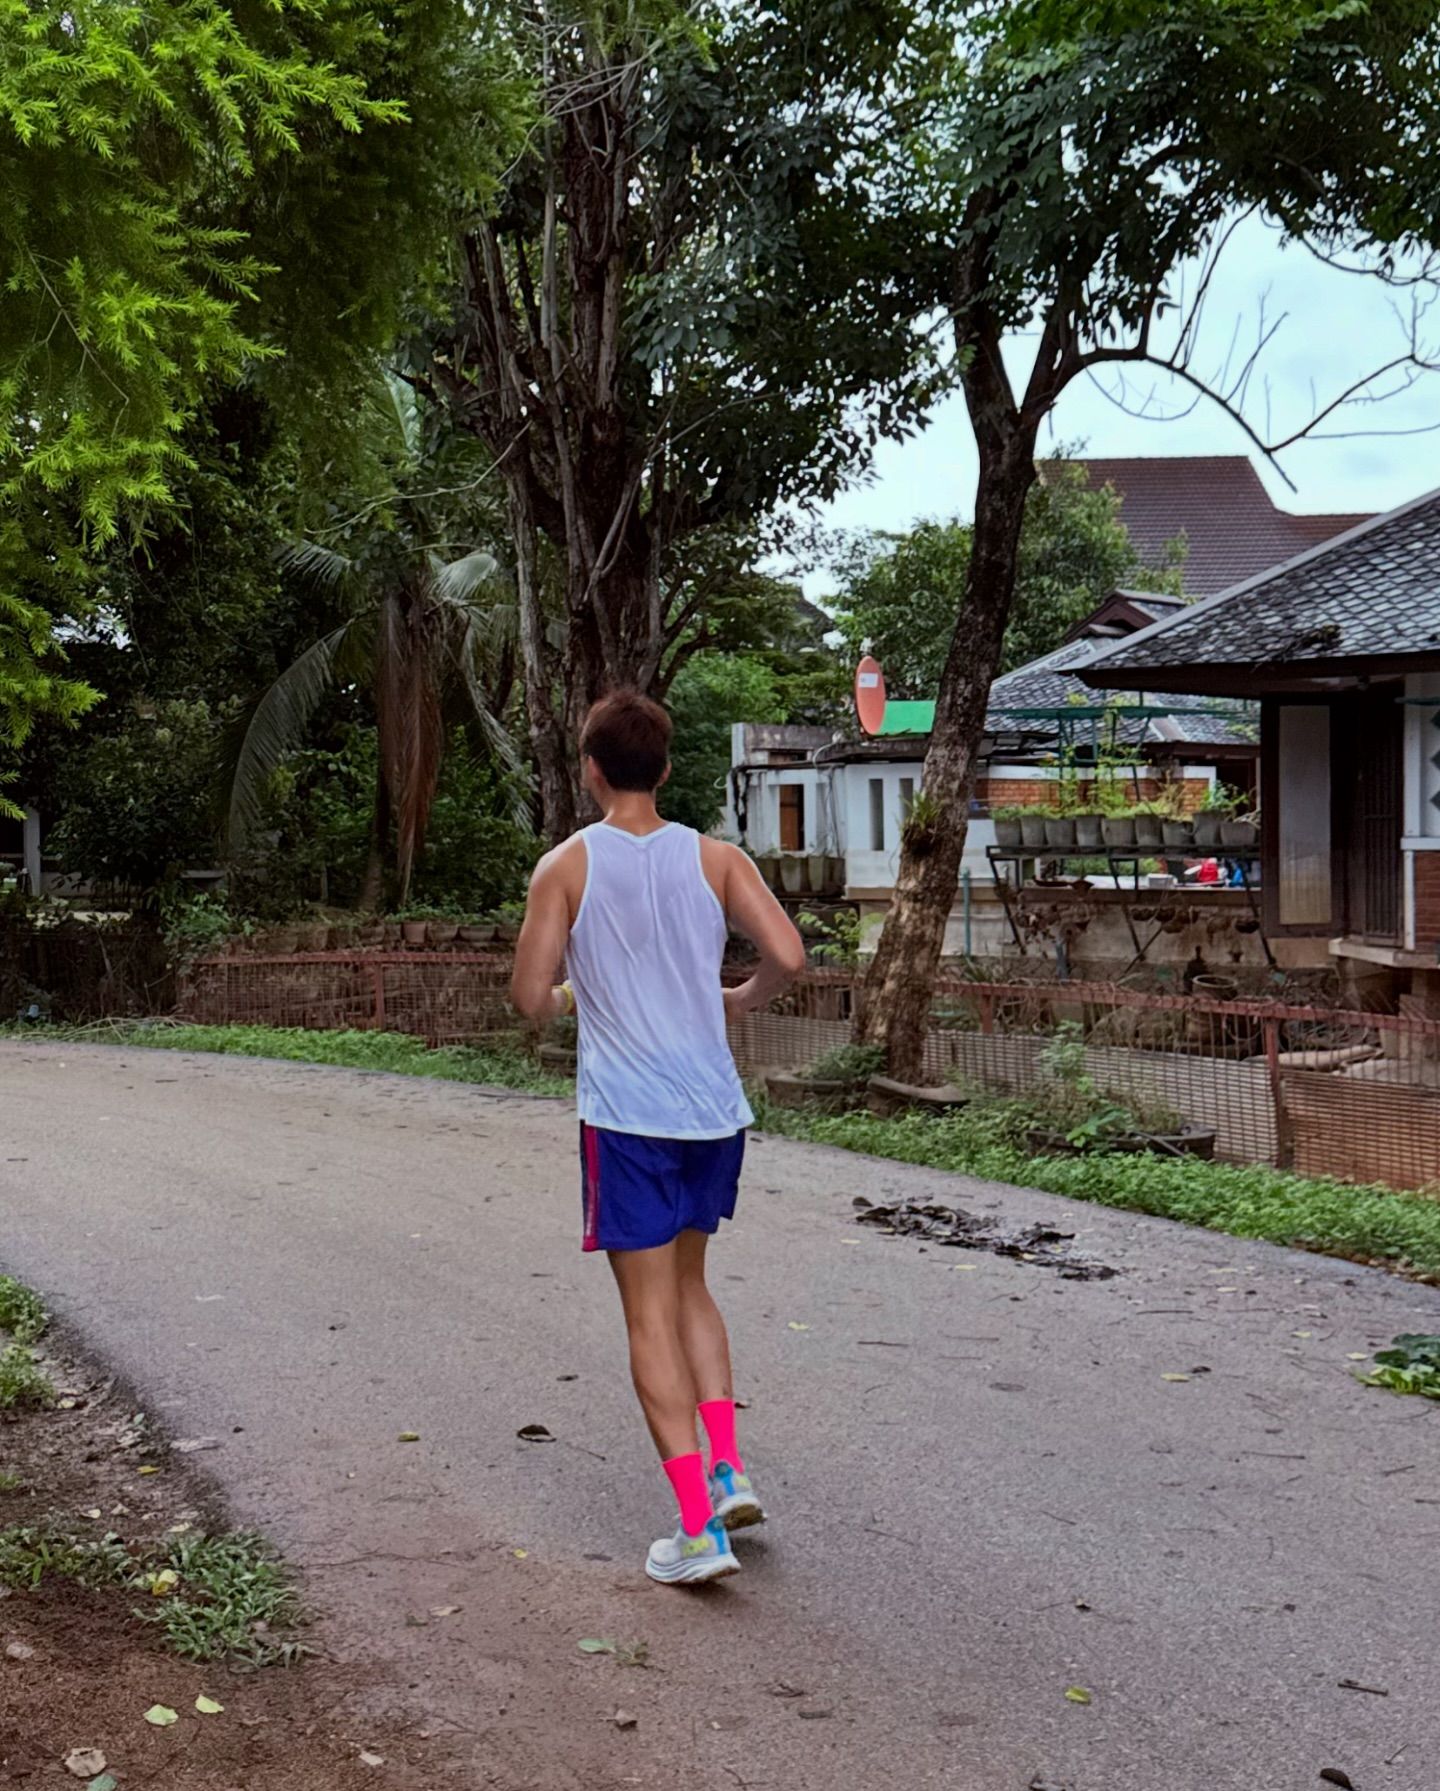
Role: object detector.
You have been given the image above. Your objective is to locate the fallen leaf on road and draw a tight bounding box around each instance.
[144,1705,179,1726]
[512,1548,529,1559]
[64,1749,106,1779]
[195,1694,224,1715]
[88,1776,118,1791]
[429,1606,461,1618]
[79,1509,101,1521]
[359,1751,385,1768]
[516,1424,554,1442]
[174,1437,221,1454]
[149,1569,179,1596]
[1293,1331,1313,1340]
[1319,1771,1354,1789]
[578,1639,616,1655]
[797,1708,834,1720]
[787,1322,811,1332]
[1064,1687,1092,1705]
[6,1641,35,1661]
[1161,1373,1190,1383]
[397,1432,420,1443]
[137,1465,161,1476]
[613,1709,638,1729]
[1346,1353,1368,1362]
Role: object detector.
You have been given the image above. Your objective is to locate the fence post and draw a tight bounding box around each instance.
[979,990,994,1036]
[1263,1015,1293,1168]
[371,961,386,1034]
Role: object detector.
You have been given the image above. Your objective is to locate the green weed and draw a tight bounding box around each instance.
[6,1021,572,1096]
[0,1343,54,1409]
[1362,1334,1440,1400]
[0,1469,27,1493]
[0,1522,307,1665]
[0,1276,48,1344]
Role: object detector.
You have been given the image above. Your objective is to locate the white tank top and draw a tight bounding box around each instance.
[565,822,754,1140]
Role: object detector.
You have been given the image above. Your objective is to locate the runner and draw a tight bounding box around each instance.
[510,689,805,1585]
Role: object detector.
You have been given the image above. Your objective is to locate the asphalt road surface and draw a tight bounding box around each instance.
[2,1039,1438,1791]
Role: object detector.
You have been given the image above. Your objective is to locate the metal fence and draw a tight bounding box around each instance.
[177,950,1440,1192]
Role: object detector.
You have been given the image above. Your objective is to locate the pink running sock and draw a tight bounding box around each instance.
[663,1451,713,1536]
[698,1399,744,1475]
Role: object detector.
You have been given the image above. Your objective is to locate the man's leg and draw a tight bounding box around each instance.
[609,1240,739,1583]
[675,1230,764,1529]
[608,1240,700,1461]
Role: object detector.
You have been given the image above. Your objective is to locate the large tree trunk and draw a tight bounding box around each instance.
[509,487,575,843]
[856,421,1038,1080]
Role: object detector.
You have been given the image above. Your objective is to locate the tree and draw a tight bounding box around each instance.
[226,376,521,908]
[1,0,511,748]
[833,462,1183,695]
[663,655,786,834]
[414,0,943,836]
[859,0,1440,1079]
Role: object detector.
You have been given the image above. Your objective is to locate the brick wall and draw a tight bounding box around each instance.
[1414,851,1440,948]
[976,776,1212,812]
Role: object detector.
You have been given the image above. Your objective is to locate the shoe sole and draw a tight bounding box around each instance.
[715,1492,766,1532]
[646,1552,741,1585]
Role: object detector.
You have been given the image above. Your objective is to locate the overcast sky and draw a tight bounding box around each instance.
[812,213,1440,544]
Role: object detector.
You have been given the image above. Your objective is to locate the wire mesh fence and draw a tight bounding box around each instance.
[174,948,1440,1192]
[1,918,173,1021]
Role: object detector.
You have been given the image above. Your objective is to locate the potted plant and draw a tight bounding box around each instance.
[1074,808,1104,849]
[400,916,429,946]
[539,1013,578,1074]
[459,918,497,945]
[807,851,830,893]
[1019,1025,1216,1159]
[1019,807,1051,848]
[992,807,1025,849]
[1100,810,1136,847]
[763,1043,884,1115]
[755,852,781,891]
[493,901,526,942]
[1221,812,1259,848]
[1162,816,1194,849]
[1195,786,1244,847]
[779,854,806,895]
[826,852,847,891]
[1044,808,1077,848]
[1133,804,1165,848]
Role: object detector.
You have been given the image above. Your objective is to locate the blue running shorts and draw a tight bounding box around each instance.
[579,1123,745,1253]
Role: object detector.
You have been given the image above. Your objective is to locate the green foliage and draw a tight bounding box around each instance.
[664,654,785,833]
[831,462,1182,694]
[754,1103,1440,1279]
[0,1521,307,1665]
[808,1042,886,1085]
[31,1022,573,1096]
[0,1343,53,1409]
[797,907,864,968]
[0,1276,48,1345]
[1362,1335,1440,1401]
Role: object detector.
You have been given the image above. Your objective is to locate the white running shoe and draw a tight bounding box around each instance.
[710,1460,765,1531]
[645,1517,741,1585]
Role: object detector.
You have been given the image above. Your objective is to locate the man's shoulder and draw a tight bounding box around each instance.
[531,830,590,888]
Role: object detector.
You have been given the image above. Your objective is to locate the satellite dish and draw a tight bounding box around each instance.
[855,655,887,736]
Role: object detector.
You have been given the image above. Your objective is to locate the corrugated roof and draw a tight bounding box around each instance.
[1045,456,1371,596]
[1078,486,1440,678]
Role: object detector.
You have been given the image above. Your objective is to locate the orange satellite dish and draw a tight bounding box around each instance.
[855,655,887,736]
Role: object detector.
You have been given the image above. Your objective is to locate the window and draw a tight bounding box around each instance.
[779,783,806,852]
[868,778,885,851]
[1275,705,1331,927]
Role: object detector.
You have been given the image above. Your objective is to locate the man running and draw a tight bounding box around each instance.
[511,689,804,1585]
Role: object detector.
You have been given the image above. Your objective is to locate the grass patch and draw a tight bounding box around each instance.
[0,1469,28,1493]
[5,1020,572,1096]
[0,1343,54,1409]
[753,1099,1440,1281]
[0,1275,48,1344]
[0,1522,307,1665]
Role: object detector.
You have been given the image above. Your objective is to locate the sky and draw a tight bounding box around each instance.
[811,213,1440,547]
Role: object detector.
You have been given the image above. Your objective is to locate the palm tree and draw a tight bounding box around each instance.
[226,374,525,908]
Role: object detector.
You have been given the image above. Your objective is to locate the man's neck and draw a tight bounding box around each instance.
[602,792,666,836]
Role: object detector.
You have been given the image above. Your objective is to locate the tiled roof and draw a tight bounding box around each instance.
[988,642,1255,747]
[1079,486,1440,676]
[1046,456,1370,596]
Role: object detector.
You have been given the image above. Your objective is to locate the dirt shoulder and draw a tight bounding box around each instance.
[0,1316,467,1790]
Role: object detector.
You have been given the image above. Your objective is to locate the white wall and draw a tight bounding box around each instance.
[720,765,839,855]
[839,759,996,889]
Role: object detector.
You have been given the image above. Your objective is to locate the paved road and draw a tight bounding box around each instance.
[2,1040,1438,1791]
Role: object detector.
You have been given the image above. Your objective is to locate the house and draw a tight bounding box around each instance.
[1047,456,1371,595]
[723,594,1256,967]
[1075,484,1440,1006]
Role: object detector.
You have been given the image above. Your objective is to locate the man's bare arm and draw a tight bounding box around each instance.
[510,847,577,1022]
[710,844,806,1019]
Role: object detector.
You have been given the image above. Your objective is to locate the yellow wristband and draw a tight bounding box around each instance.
[559,981,575,1015]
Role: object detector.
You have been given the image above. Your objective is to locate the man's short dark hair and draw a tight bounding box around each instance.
[581,689,673,791]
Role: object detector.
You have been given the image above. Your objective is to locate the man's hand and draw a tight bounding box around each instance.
[723,980,762,1022]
